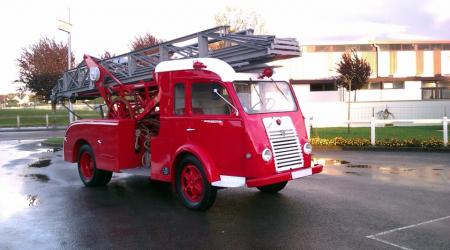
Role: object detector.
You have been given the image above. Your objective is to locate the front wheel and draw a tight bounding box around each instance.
[176,156,217,210]
[77,144,112,187]
[257,181,288,193]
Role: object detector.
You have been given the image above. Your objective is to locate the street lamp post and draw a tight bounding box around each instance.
[58,8,73,123]
[347,76,352,134]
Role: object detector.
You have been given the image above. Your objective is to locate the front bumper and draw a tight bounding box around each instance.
[246,164,323,187]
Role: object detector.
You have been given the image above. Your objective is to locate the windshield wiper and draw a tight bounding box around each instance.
[273,81,289,101]
[252,84,265,106]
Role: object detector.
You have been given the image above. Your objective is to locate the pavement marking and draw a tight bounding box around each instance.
[366,215,450,250]
[366,237,413,250]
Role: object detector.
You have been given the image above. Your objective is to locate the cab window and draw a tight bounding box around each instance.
[174,83,185,115]
[191,83,233,115]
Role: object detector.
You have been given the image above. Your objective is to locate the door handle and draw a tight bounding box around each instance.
[186,128,196,132]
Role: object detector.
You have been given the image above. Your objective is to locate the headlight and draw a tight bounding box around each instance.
[262,148,272,162]
[303,142,312,154]
[89,67,100,82]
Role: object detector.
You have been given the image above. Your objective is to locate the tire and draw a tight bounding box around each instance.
[257,181,288,193]
[176,156,217,211]
[77,144,113,187]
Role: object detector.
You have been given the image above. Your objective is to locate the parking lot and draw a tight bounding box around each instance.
[0,133,449,249]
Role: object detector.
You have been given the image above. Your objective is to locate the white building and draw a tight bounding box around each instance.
[276,41,450,127]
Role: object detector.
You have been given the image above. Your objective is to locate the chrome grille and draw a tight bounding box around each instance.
[268,129,303,171]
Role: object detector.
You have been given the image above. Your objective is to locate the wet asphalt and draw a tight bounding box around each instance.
[0,134,449,249]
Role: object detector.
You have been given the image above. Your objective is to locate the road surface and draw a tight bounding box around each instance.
[0,136,449,249]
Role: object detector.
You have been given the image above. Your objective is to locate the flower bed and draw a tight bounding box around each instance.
[311,137,445,148]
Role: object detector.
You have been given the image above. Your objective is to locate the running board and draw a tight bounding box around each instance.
[120,167,151,176]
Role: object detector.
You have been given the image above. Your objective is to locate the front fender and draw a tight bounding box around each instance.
[173,144,220,183]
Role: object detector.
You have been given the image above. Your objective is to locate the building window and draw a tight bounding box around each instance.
[418,44,430,50]
[361,82,382,90]
[389,44,401,50]
[422,81,450,99]
[389,51,397,75]
[416,50,424,75]
[310,83,337,91]
[383,82,405,89]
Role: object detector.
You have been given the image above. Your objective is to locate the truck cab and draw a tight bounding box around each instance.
[63,58,323,210]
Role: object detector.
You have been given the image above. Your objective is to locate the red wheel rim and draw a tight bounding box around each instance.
[181,164,204,203]
[80,151,94,181]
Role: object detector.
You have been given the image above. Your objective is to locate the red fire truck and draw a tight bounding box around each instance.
[53,27,323,210]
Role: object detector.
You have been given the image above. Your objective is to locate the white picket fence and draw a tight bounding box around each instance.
[306,116,449,147]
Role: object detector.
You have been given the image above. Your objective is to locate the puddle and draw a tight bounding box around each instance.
[47,148,61,153]
[345,171,363,176]
[346,164,371,168]
[23,174,50,183]
[379,166,395,173]
[28,158,51,168]
[15,141,45,152]
[378,166,419,175]
[26,195,41,206]
[313,158,350,166]
[0,169,42,221]
[0,140,49,168]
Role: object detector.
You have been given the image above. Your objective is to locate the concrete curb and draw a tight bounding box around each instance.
[0,126,66,132]
[41,141,63,148]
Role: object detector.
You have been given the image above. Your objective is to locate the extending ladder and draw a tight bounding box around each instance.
[51,26,301,101]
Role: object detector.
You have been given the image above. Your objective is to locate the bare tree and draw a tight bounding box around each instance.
[214,6,266,34]
[17,37,73,110]
[100,51,115,60]
[130,33,163,51]
[336,49,371,133]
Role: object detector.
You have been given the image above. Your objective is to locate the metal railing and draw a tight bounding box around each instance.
[0,114,100,129]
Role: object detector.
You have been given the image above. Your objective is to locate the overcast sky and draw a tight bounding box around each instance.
[0,0,449,94]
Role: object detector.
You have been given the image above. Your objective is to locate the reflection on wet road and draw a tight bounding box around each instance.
[314,154,449,187]
[0,139,449,249]
[0,140,49,222]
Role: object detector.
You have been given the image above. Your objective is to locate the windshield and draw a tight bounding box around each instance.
[233,81,297,114]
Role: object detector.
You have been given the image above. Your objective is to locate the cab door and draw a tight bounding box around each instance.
[151,82,190,181]
[187,81,245,177]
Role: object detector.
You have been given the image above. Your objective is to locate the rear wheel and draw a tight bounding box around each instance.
[176,156,217,210]
[257,181,288,193]
[77,144,112,187]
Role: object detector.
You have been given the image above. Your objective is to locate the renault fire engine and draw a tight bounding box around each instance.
[53,27,323,210]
